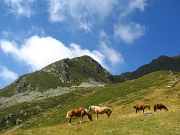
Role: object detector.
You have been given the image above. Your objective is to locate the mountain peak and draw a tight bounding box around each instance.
[0,55,114,97]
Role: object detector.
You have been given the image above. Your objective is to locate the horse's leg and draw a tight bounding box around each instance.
[68,118,72,125]
[79,117,82,124]
[136,109,137,113]
[107,113,110,118]
[96,112,98,120]
[79,115,84,124]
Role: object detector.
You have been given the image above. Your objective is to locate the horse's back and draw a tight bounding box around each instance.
[154,104,168,111]
[66,108,85,118]
[95,106,112,114]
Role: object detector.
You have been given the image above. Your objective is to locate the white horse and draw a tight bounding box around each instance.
[89,105,112,120]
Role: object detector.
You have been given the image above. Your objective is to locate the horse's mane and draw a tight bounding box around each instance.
[109,107,112,111]
[85,109,91,114]
[90,105,99,108]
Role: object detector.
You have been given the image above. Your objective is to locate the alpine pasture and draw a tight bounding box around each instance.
[2,71,180,135]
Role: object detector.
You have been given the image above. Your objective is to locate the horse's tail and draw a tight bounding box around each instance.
[133,106,136,109]
[66,111,71,118]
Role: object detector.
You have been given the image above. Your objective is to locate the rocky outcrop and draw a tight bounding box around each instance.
[0,86,74,108]
[42,58,77,84]
[0,77,106,109]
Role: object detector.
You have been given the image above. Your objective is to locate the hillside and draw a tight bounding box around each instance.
[0,54,180,134]
[114,55,180,82]
[0,55,114,98]
[1,70,180,134]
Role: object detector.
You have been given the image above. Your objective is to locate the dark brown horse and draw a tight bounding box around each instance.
[89,106,112,120]
[154,104,168,112]
[66,108,92,125]
[133,104,150,113]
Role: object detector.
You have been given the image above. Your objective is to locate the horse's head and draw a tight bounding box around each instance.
[85,109,92,121]
[87,113,92,121]
[164,105,168,111]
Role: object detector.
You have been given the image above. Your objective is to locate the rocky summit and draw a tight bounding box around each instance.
[0,55,114,100]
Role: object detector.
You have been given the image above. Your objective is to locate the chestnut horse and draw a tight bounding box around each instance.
[66,108,92,125]
[133,104,150,113]
[154,104,168,112]
[89,106,112,120]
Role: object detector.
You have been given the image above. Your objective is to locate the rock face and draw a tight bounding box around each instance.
[41,55,114,85]
[42,58,77,84]
[0,86,74,108]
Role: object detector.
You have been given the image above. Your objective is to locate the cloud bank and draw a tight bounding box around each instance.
[0,35,115,71]
[47,0,118,32]
[3,0,147,43]
[0,0,148,88]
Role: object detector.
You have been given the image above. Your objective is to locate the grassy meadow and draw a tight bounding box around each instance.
[2,71,180,135]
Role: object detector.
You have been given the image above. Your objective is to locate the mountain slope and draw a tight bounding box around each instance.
[1,70,180,134]
[114,55,180,82]
[0,55,114,98]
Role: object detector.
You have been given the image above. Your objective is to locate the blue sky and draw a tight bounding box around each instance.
[0,0,180,89]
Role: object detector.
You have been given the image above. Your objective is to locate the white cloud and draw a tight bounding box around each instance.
[47,0,118,31]
[47,0,147,42]
[48,0,67,22]
[120,0,147,17]
[0,35,108,71]
[3,0,35,18]
[99,31,124,65]
[100,42,124,65]
[114,22,146,44]
[0,65,18,81]
[27,26,45,37]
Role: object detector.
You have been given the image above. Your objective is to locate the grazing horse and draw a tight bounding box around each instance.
[133,104,150,113]
[66,108,92,125]
[154,104,168,112]
[89,106,112,120]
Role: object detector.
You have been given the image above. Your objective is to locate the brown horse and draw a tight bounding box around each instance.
[133,104,150,113]
[89,106,112,120]
[154,104,168,112]
[66,108,92,125]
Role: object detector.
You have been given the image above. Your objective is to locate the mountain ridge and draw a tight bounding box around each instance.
[114,55,180,82]
[1,54,180,98]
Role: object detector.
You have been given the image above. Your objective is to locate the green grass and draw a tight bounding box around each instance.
[1,71,180,135]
